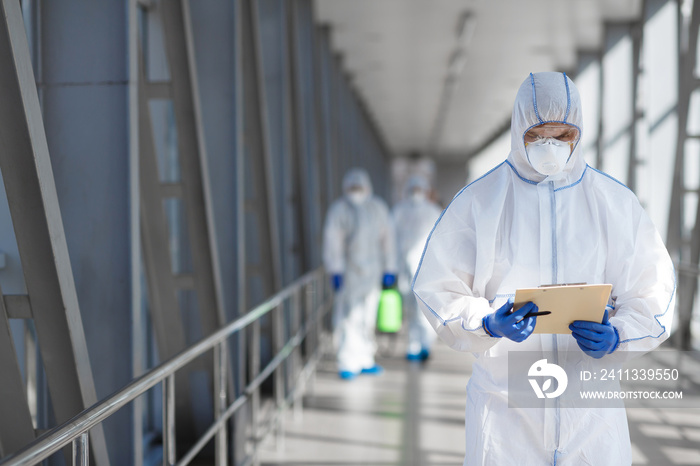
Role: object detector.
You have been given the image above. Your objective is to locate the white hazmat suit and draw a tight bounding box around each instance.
[412,72,676,465]
[392,175,442,358]
[323,168,397,375]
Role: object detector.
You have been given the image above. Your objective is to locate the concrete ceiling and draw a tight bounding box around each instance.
[314,0,643,161]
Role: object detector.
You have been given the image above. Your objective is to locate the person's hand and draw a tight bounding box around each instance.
[331,274,343,291]
[382,273,397,289]
[483,299,538,342]
[569,309,619,359]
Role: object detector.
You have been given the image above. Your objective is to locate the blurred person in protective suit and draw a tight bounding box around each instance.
[392,174,442,361]
[323,168,397,380]
[413,72,675,465]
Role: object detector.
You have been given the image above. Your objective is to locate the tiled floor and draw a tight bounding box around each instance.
[259,335,700,465]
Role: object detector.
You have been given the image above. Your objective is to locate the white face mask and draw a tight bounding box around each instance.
[526,139,571,176]
[347,191,368,205]
[410,191,426,202]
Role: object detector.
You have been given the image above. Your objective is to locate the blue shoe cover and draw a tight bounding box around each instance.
[338,370,356,380]
[406,353,422,361]
[419,349,430,360]
[360,364,384,375]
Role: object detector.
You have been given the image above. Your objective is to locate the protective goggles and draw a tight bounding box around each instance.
[524,123,579,145]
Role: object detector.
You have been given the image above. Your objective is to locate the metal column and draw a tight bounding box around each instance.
[137,47,195,433]
[233,0,248,460]
[627,22,644,194]
[0,284,35,456]
[160,0,226,341]
[241,0,282,304]
[257,0,304,288]
[668,0,700,349]
[288,0,324,272]
[316,26,339,208]
[311,15,331,228]
[136,0,227,444]
[239,0,285,461]
[285,1,312,277]
[0,0,109,463]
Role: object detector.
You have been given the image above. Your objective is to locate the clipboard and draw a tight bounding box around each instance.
[514,283,612,334]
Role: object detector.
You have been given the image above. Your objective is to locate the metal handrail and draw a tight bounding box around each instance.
[0,267,330,466]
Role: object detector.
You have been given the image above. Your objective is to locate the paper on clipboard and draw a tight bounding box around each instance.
[514,284,613,334]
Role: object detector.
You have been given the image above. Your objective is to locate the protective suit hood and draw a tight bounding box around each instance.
[508,72,584,184]
[403,174,430,199]
[342,168,374,196]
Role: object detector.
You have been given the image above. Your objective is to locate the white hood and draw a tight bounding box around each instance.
[507,72,584,184]
[342,167,373,195]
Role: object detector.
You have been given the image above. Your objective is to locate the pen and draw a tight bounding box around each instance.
[517,310,551,322]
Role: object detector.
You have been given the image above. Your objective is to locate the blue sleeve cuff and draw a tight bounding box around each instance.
[608,326,620,353]
[482,315,502,338]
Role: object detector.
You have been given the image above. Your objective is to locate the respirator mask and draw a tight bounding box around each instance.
[523,122,578,176]
[526,138,572,176]
[346,190,369,205]
[410,190,426,202]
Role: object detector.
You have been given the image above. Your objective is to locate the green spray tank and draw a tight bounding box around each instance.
[377,288,402,333]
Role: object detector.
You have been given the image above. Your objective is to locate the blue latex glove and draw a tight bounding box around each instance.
[382,273,397,289]
[331,274,343,291]
[483,299,538,342]
[569,309,619,359]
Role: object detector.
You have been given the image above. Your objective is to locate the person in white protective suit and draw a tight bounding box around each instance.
[392,175,442,361]
[412,72,676,465]
[323,168,398,380]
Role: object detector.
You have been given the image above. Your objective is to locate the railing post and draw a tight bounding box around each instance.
[309,275,321,391]
[250,319,261,466]
[72,432,89,466]
[163,374,176,466]
[214,341,228,466]
[292,288,303,421]
[273,304,285,451]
